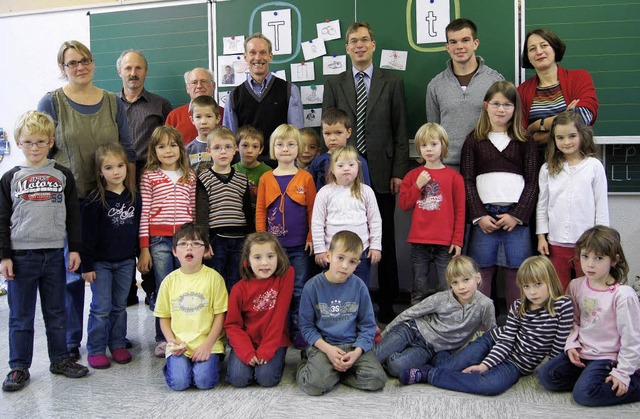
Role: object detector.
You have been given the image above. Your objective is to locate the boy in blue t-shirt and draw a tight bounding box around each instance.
[297,231,386,395]
[185,95,221,172]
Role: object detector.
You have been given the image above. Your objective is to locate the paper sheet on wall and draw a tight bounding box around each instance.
[218,91,230,108]
[261,9,292,55]
[218,55,247,87]
[223,35,245,55]
[322,55,347,75]
[301,85,324,105]
[380,50,408,71]
[290,62,315,82]
[416,0,450,44]
[301,38,326,61]
[304,108,322,127]
[316,19,341,41]
[273,69,287,81]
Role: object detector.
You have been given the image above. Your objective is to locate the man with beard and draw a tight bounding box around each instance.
[223,33,303,160]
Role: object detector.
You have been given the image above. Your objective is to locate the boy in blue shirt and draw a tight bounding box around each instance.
[185,95,221,172]
[297,230,386,395]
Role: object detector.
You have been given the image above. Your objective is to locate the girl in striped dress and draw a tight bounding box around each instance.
[400,255,573,396]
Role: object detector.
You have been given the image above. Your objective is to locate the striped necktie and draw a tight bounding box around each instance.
[356,71,367,154]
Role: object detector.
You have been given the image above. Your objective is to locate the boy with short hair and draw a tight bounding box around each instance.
[0,111,89,392]
[155,222,228,391]
[297,128,321,170]
[196,126,254,292]
[186,96,221,172]
[232,125,271,207]
[308,108,371,191]
[297,231,386,396]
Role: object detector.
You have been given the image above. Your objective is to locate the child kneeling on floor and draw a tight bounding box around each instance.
[296,231,386,396]
[154,223,228,391]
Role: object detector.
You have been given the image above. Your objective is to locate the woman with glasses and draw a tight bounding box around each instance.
[37,40,136,361]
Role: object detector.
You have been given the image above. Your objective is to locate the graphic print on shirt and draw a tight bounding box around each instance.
[15,174,63,202]
[107,202,136,227]
[267,207,287,237]
[317,299,358,320]
[173,292,209,315]
[253,288,279,311]
[581,297,603,325]
[417,180,442,211]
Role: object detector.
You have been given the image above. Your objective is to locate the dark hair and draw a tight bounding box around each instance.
[189,96,219,116]
[321,108,352,130]
[90,143,136,208]
[576,226,629,285]
[521,28,566,69]
[237,125,265,147]
[345,22,375,43]
[239,232,291,280]
[172,222,210,250]
[145,125,192,182]
[445,18,478,40]
[546,111,598,176]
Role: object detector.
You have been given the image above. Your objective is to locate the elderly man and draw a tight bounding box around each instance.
[223,33,303,158]
[166,67,223,144]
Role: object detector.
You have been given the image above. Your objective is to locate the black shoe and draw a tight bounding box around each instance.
[125,338,133,349]
[68,347,80,360]
[377,307,396,324]
[49,359,89,378]
[2,368,29,391]
[126,296,139,306]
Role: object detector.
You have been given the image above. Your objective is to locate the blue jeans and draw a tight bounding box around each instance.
[374,320,436,377]
[353,249,371,287]
[65,239,84,350]
[87,259,135,356]
[212,235,243,292]
[426,333,522,396]
[149,236,180,342]
[538,353,640,406]
[163,353,222,391]
[410,243,451,304]
[226,347,287,387]
[8,249,68,368]
[285,245,310,340]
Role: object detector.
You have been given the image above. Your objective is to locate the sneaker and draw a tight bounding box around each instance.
[49,359,89,378]
[111,348,132,364]
[68,347,80,360]
[87,354,111,369]
[2,368,29,392]
[399,367,430,385]
[154,341,167,358]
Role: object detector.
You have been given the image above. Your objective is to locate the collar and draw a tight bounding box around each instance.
[351,64,374,79]
[119,88,148,104]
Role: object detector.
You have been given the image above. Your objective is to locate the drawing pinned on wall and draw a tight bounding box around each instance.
[301,38,326,61]
[304,108,322,127]
[223,35,245,55]
[290,62,315,83]
[322,55,346,75]
[218,55,247,87]
[416,0,450,44]
[301,85,324,105]
[273,69,287,81]
[261,9,292,55]
[316,19,341,42]
[380,50,408,71]
[218,91,231,109]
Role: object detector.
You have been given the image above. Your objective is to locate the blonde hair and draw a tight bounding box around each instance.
[239,232,291,280]
[516,256,564,317]
[576,225,629,285]
[445,255,480,285]
[14,111,55,141]
[269,124,302,160]
[474,81,527,142]
[329,230,364,256]
[90,143,136,208]
[546,111,598,176]
[57,40,93,79]
[207,126,236,147]
[327,146,364,201]
[414,122,449,163]
[145,126,192,183]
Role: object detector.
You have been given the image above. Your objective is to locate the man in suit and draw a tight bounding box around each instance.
[323,21,408,322]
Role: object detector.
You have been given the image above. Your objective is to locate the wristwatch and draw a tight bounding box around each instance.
[539,118,546,132]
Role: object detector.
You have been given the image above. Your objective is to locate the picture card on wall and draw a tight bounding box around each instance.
[316,19,341,41]
[301,38,326,61]
[218,55,247,87]
[223,35,245,55]
[218,91,231,108]
[304,108,322,127]
[301,85,324,105]
[290,62,315,82]
[322,55,347,75]
[261,9,292,55]
[273,69,287,81]
[380,50,408,71]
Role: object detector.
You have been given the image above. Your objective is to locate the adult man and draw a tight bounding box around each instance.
[166,68,223,144]
[426,18,503,171]
[323,22,408,322]
[223,33,303,157]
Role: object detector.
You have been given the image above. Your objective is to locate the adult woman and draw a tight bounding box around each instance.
[518,29,598,146]
[37,40,135,359]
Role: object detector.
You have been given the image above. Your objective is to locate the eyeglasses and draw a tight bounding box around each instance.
[176,241,205,249]
[487,102,515,110]
[63,58,93,68]
[347,37,372,46]
[210,145,235,153]
[189,79,212,87]
[19,140,50,148]
[274,142,299,150]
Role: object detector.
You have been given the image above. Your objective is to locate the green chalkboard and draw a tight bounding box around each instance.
[525,0,640,138]
[603,144,640,194]
[90,3,209,108]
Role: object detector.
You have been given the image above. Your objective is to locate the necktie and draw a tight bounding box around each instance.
[356,72,367,154]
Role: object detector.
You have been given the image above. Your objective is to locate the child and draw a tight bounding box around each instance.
[154,223,228,391]
[399,123,465,304]
[224,232,294,387]
[185,96,221,172]
[196,126,254,292]
[232,125,272,207]
[297,128,321,170]
[256,124,316,348]
[312,145,382,287]
[297,231,386,396]
[374,256,495,378]
[1,111,88,392]
[538,226,640,406]
[81,143,141,369]
[461,80,539,307]
[401,255,573,396]
[308,108,371,191]
[138,125,196,357]
[536,111,609,289]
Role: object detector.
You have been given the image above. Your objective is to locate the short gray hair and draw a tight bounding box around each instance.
[116,49,148,72]
[183,68,215,85]
[245,33,272,54]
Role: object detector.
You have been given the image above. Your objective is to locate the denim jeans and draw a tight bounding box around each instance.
[538,353,640,406]
[163,353,222,391]
[149,236,180,342]
[374,320,436,377]
[65,239,84,350]
[410,243,451,304]
[212,235,244,292]
[353,249,371,287]
[8,249,68,368]
[468,222,532,269]
[87,259,135,356]
[226,347,287,387]
[285,245,310,341]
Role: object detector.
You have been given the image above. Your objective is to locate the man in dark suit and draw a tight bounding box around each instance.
[322,21,408,322]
